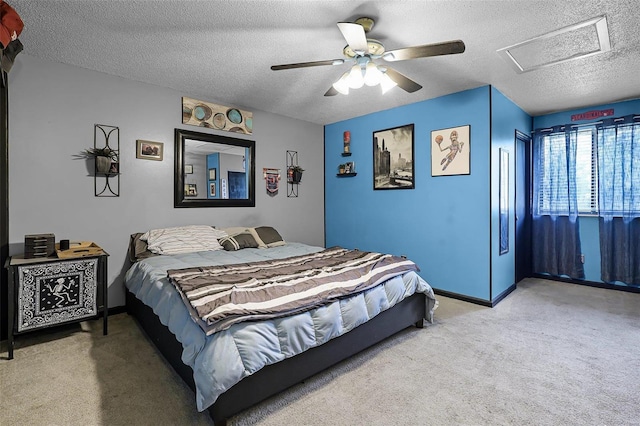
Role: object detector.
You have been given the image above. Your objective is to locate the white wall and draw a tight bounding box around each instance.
[7,55,325,307]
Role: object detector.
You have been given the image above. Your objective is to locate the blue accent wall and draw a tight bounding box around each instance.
[533,97,640,287]
[490,87,532,299]
[325,85,533,302]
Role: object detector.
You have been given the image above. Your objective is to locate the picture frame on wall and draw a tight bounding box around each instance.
[209,168,217,180]
[185,183,197,196]
[344,161,355,174]
[184,164,193,174]
[431,125,470,176]
[136,140,164,161]
[373,124,414,190]
[209,182,216,197]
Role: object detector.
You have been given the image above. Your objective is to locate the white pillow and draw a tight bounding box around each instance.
[141,225,227,255]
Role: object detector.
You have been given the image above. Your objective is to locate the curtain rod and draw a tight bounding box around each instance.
[534,115,640,133]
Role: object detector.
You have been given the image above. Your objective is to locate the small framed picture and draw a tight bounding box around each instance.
[344,161,355,173]
[136,140,163,161]
[185,164,193,174]
[209,182,216,197]
[209,168,217,180]
[185,183,197,196]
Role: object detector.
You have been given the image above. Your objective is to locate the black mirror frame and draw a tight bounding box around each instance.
[174,128,256,208]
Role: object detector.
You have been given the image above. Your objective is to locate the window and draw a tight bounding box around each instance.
[598,120,640,216]
[535,127,597,215]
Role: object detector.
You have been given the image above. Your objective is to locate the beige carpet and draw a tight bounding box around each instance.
[1,277,639,425]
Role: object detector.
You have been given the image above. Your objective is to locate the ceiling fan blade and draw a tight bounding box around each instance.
[324,86,339,97]
[271,59,345,71]
[337,22,368,54]
[383,40,466,62]
[383,67,423,93]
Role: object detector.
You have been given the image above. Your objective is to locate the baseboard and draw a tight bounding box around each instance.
[433,289,492,307]
[491,283,517,306]
[434,283,517,308]
[532,273,640,294]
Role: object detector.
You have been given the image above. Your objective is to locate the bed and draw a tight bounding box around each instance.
[124,225,437,425]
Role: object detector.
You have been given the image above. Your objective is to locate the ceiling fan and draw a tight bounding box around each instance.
[270,17,465,96]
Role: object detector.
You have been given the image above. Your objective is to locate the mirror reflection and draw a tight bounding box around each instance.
[175,129,255,208]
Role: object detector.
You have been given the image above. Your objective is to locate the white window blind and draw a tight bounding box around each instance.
[598,121,640,216]
[535,127,597,215]
[575,129,598,214]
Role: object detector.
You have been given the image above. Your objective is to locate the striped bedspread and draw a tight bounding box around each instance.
[167,247,419,335]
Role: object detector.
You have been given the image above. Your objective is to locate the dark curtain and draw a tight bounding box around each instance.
[532,126,585,279]
[532,215,584,278]
[597,116,640,285]
[599,217,640,284]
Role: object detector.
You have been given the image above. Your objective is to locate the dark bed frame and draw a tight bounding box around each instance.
[126,289,426,426]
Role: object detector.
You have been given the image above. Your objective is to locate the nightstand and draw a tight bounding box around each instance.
[4,251,108,359]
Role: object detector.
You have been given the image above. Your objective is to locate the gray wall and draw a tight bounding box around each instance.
[8,55,325,307]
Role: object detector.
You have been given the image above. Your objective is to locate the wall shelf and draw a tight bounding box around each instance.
[341,152,352,157]
[337,172,357,177]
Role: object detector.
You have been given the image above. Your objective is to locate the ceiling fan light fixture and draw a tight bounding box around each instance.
[380,72,397,94]
[332,73,350,95]
[364,62,383,86]
[346,64,365,89]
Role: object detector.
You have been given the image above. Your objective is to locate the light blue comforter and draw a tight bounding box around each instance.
[124,243,437,411]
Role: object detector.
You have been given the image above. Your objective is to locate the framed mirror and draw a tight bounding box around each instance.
[174,128,255,207]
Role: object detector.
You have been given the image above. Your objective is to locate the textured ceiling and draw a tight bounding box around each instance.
[8,0,640,125]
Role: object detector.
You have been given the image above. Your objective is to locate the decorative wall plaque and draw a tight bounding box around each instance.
[182,96,253,134]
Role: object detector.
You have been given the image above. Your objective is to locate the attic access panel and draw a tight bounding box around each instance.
[497,15,611,73]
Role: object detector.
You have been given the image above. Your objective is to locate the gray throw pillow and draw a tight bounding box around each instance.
[253,226,286,248]
[219,233,260,251]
